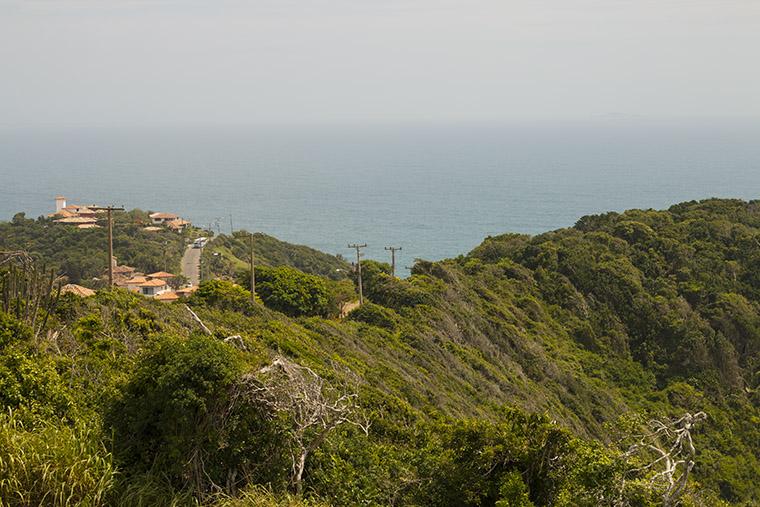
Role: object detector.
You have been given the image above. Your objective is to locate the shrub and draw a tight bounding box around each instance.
[191,279,254,314]
[253,266,330,317]
[107,335,288,494]
[347,302,398,330]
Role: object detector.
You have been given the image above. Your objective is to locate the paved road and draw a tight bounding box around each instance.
[181,245,201,286]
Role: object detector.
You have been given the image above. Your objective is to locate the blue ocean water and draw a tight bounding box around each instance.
[1,121,759,268]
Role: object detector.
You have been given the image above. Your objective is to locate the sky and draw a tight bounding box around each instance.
[1,0,759,127]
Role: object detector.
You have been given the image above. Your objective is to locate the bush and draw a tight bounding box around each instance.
[252,266,330,317]
[347,302,398,330]
[191,279,255,314]
[107,335,288,494]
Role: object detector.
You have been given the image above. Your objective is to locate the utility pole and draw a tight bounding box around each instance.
[249,232,256,302]
[89,205,125,287]
[229,214,234,234]
[348,243,367,305]
[384,246,402,277]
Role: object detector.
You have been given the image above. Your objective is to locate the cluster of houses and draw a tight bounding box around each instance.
[49,197,103,229]
[111,260,197,302]
[49,196,190,232]
[60,257,198,302]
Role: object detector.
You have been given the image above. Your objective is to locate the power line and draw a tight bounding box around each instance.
[384,246,402,277]
[249,232,256,303]
[348,243,367,305]
[88,205,125,287]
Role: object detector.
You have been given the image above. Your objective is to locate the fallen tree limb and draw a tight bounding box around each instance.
[185,304,213,335]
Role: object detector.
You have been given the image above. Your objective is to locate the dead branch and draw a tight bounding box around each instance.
[236,355,366,495]
[185,304,213,335]
[621,411,707,507]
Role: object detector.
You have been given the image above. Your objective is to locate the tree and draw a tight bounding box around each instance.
[108,335,287,495]
[236,356,367,495]
[621,412,708,507]
[245,266,330,317]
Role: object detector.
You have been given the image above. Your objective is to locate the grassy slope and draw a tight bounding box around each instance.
[202,231,350,280]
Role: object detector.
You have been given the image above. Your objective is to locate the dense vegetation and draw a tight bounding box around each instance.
[1,198,759,506]
[202,231,350,281]
[0,210,187,285]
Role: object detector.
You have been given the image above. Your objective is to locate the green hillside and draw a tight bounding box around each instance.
[202,231,350,281]
[1,198,759,506]
[0,210,187,285]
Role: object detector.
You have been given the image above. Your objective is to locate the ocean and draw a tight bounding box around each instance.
[2,120,759,269]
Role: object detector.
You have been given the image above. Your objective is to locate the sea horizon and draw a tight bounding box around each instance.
[2,119,760,265]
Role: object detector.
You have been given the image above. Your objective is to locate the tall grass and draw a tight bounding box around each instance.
[211,486,330,507]
[0,410,115,507]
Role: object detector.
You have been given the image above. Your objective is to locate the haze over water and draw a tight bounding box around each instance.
[2,120,759,266]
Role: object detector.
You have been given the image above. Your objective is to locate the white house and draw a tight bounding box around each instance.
[149,212,179,225]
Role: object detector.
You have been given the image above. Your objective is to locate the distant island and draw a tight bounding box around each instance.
[1,198,758,506]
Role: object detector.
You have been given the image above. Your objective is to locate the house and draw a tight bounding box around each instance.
[137,278,170,297]
[166,218,190,232]
[113,263,137,277]
[155,291,180,302]
[149,212,179,225]
[122,276,148,292]
[61,284,96,297]
[54,216,98,225]
[143,226,163,232]
[147,271,175,281]
[175,285,199,298]
[50,197,103,226]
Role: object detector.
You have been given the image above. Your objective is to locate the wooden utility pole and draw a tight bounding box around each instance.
[348,243,367,305]
[89,206,125,287]
[249,232,256,302]
[384,246,402,277]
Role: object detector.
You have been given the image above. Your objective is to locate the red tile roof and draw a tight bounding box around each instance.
[156,291,179,301]
[148,271,175,279]
[139,279,168,287]
[149,212,179,220]
[61,284,96,297]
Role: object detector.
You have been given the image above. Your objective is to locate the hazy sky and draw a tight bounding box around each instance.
[1,0,759,126]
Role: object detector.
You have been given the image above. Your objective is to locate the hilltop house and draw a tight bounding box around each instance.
[149,212,191,231]
[149,212,179,224]
[50,197,190,232]
[50,197,103,229]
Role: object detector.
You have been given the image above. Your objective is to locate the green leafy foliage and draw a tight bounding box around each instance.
[203,231,350,281]
[0,210,186,285]
[107,334,288,494]
[241,266,330,317]
[1,199,760,505]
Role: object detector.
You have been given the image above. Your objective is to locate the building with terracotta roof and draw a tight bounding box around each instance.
[113,264,137,276]
[175,285,199,298]
[147,271,175,280]
[61,284,96,297]
[166,218,190,231]
[149,212,179,224]
[54,216,98,225]
[155,291,180,302]
[137,278,170,296]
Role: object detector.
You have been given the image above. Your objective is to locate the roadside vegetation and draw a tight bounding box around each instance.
[1,198,759,505]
